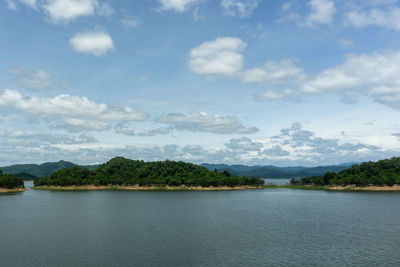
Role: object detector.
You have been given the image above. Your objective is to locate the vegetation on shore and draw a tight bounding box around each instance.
[0,169,25,190]
[33,185,263,191]
[34,157,265,188]
[290,157,400,187]
[264,184,400,192]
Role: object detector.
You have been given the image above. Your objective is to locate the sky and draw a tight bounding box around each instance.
[1,0,400,166]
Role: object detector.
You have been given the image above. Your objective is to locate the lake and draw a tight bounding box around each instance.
[1,181,400,266]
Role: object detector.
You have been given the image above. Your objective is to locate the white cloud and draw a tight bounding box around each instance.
[0,89,147,131]
[188,37,247,76]
[8,0,114,22]
[0,130,98,146]
[115,123,135,136]
[69,31,114,56]
[255,89,294,101]
[121,16,141,29]
[346,7,400,30]
[302,50,400,110]
[158,0,199,12]
[305,0,336,26]
[42,0,97,22]
[221,0,260,18]
[158,111,259,134]
[188,37,303,85]
[0,122,389,166]
[242,59,303,83]
[6,0,18,10]
[138,127,173,137]
[225,137,263,151]
[14,70,53,90]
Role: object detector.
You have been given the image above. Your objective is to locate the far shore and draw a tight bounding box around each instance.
[0,188,27,194]
[33,185,264,191]
[264,184,400,192]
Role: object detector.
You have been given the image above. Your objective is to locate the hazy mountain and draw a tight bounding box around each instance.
[201,163,358,178]
[1,161,99,179]
[1,160,357,180]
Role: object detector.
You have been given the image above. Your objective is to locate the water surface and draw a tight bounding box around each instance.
[1,181,399,266]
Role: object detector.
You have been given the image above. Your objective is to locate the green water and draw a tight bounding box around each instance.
[1,181,399,266]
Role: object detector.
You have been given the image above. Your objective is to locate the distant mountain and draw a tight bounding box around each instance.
[201,163,358,178]
[1,160,357,180]
[1,161,99,179]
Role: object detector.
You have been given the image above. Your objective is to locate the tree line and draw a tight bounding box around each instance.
[34,157,265,187]
[0,169,25,189]
[291,157,400,186]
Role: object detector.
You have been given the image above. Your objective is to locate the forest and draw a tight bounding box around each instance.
[34,157,265,187]
[0,169,25,189]
[292,157,400,186]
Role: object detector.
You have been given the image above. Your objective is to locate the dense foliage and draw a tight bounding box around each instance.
[34,157,264,187]
[0,169,25,189]
[292,157,400,186]
[202,163,349,178]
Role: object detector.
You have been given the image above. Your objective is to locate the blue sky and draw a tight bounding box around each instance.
[1,0,400,166]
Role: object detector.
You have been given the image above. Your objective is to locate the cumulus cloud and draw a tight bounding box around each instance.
[262,145,290,156]
[242,59,303,83]
[0,89,147,131]
[225,137,263,151]
[158,111,259,134]
[302,50,400,110]
[158,0,199,12]
[188,37,247,77]
[42,0,109,22]
[13,70,53,90]
[305,0,336,26]
[69,31,114,56]
[115,123,135,136]
[346,7,400,30]
[0,122,391,166]
[276,122,380,155]
[278,0,335,26]
[0,130,98,146]
[221,0,260,18]
[8,0,114,22]
[138,127,173,137]
[188,37,303,85]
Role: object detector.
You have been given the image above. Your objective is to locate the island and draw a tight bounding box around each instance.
[286,157,400,191]
[33,157,265,191]
[0,169,26,193]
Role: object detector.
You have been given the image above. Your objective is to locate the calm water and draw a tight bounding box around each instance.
[263,178,291,185]
[1,182,400,266]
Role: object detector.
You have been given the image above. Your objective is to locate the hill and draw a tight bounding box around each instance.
[294,157,400,186]
[34,157,264,188]
[201,163,353,178]
[0,169,24,189]
[1,161,99,179]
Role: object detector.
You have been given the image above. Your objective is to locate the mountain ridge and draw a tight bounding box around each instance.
[0,160,357,179]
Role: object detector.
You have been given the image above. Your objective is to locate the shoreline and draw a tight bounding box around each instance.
[33,185,264,191]
[264,184,400,192]
[0,188,27,194]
